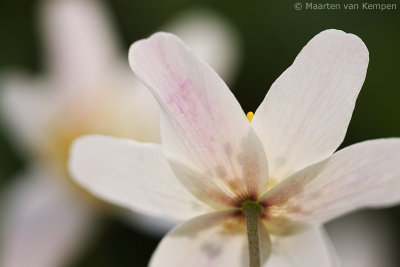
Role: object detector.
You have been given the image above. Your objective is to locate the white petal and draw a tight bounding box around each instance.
[40,0,119,91]
[265,227,339,267]
[261,138,400,224]
[150,211,271,267]
[163,8,241,83]
[69,135,213,221]
[130,32,268,207]
[252,29,369,181]
[0,74,58,156]
[0,166,94,267]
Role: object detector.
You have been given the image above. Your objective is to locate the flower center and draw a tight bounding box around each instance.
[241,200,263,215]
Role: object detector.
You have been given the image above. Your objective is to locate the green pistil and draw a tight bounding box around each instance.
[242,201,263,267]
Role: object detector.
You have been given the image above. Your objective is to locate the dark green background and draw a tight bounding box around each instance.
[0,0,399,266]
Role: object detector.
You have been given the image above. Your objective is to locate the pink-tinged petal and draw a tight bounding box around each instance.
[69,135,213,221]
[261,138,400,224]
[252,29,369,182]
[150,211,271,267]
[265,227,340,267]
[40,0,119,92]
[129,32,268,207]
[0,166,95,267]
[163,8,241,83]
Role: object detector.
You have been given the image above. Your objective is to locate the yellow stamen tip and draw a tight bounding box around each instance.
[247,112,254,122]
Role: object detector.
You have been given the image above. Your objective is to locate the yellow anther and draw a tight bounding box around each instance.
[247,112,254,122]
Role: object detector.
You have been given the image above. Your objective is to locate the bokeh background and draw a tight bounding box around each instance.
[0,0,399,266]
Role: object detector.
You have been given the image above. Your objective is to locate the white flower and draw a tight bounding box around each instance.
[69,30,400,267]
[0,0,240,266]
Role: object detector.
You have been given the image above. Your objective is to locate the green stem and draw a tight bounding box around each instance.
[242,201,262,267]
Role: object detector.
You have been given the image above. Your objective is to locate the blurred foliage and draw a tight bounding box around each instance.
[0,0,399,266]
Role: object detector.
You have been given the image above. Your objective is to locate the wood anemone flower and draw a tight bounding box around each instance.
[69,30,400,267]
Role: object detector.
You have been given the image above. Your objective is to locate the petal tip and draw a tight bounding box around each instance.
[316,29,369,58]
[128,32,181,72]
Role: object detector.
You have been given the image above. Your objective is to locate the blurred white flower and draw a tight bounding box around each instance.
[70,30,400,267]
[0,166,95,267]
[0,0,241,266]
